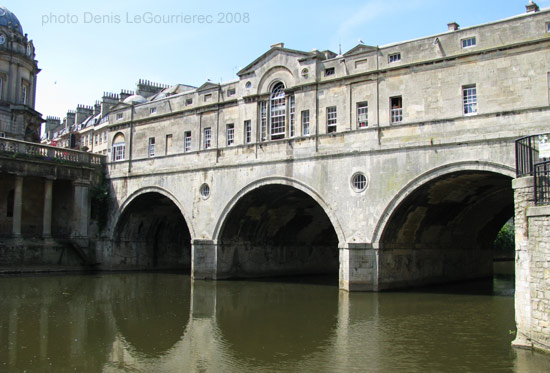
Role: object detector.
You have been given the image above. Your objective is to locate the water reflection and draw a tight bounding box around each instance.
[1,274,549,372]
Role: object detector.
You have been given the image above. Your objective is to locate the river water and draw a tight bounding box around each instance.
[1,273,549,372]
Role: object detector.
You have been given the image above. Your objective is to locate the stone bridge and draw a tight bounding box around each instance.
[101,109,546,291]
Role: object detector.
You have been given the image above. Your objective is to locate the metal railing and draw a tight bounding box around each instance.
[534,160,550,205]
[515,133,550,205]
[0,137,106,166]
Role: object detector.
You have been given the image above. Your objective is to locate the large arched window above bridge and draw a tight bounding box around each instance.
[112,133,125,162]
[270,82,286,140]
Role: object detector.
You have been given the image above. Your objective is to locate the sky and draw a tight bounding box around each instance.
[4,0,550,119]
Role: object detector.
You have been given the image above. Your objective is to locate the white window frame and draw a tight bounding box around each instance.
[244,120,252,144]
[260,101,267,141]
[184,131,192,152]
[185,98,193,106]
[204,127,212,149]
[116,113,123,121]
[390,96,403,123]
[302,110,310,136]
[112,143,125,161]
[327,106,337,133]
[204,93,212,102]
[150,107,157,115]
[463,85,477,115]
[22,85,28,105]
[289,95,295,137]
[226,123,235,146]
[270,82,286,140]
[388,53,401,63]
[461,37,476,49]
[357,102,368,128]
[148,137,155,157]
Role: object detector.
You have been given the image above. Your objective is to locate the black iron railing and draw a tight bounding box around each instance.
[515,133,550,205]
[534,160,550,205]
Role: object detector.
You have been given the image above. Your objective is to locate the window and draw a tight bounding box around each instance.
[289,95,295,137]
[301,68,309,78]
[165,134,172,155]
[357,102,368,128]
[327,106,337,133]
[204,127,212,149]
[150,107,157,114]
[226,123,235,146]
[0,77,3,100]
[185,98,193,106]
[245,81,252,89]
[462,37,476,48]
[352,173,368,192]
[112,133,126,161]
[184,131,192,152]
[547,22,550,33]
[463,85,477,115]
[99,133,103,144]
[200,183,210,199]
[103,132,107,142]
[0,132,5,138]
[148,137,155,157]
[390,96,403,123]
[116,113,123,121]
[227,88,236,97]
[244,120,252,143]
[95,134,98,145]
[260,101,267,141]
[22,85,28,105]
[324,67,335,77]
[302,110,310,136]
[204,93,212,102]
[389,53,401,63]
[270,82,286,140]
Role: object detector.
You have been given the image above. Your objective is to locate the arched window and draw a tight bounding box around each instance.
[112,133,126,161]
[270,82,286,140]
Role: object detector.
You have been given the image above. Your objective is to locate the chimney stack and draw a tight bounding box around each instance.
[526,1,540,13]
[447,22,459,31]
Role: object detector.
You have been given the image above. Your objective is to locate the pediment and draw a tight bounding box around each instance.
[237,47,311,77]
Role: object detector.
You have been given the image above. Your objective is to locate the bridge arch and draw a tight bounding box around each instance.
[213,176,345,279]
[111,186,193,270]
[373,161,515,289]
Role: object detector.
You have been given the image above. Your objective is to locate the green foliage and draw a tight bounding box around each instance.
[494,220,515,252]
[90,172,110,232]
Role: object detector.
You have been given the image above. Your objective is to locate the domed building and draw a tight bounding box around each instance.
[0,5,41,141]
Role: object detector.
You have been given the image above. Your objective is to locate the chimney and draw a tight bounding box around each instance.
[136,79,168,99]
[447,22,459,31]
[526,1,539,13]
[93,101,101,116]
[76,104,93,124]
[270,42,284,49]
[65,110,76,129]
[120,89,134,102]
[101,92,120,116]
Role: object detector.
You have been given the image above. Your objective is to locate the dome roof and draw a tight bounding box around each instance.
[0,6,23,35]
[123,94,147,104]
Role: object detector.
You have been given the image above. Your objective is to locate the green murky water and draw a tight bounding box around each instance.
[1,273,549,372]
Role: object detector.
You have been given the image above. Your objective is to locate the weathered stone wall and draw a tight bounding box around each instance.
[513,177,550,353]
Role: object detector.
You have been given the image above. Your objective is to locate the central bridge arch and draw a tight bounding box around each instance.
[214,177,344,279]
[373,161,515,289]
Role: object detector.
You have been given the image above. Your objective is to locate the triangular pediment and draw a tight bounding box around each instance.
[237,47,311,77]
[197,81,221,92]
[344,44,377,57]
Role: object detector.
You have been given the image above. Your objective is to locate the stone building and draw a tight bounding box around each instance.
[0,5,41,141]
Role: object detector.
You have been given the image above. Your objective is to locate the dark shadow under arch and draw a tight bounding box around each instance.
[378,170,513,290]
[113,192,191,271]
[217,184,339,279]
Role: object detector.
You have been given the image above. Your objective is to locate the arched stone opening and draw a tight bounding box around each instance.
[114,192,191,271]
[217,184,339,279]
[378,170,513,290]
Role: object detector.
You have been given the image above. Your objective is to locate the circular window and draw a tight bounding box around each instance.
[301,68,309,78]
[245,81,252,89]
[200,183,211,199]
[351,173,368,192]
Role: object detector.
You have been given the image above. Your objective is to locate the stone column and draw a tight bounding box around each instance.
[71,181,89,240]
[512,176,535,350]
[191,239,217,280]
[339,243,378,291]
[12,175,23,237]
[42,178,53,238]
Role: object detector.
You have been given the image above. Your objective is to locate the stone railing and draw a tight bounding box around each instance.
[0,137,106,166]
